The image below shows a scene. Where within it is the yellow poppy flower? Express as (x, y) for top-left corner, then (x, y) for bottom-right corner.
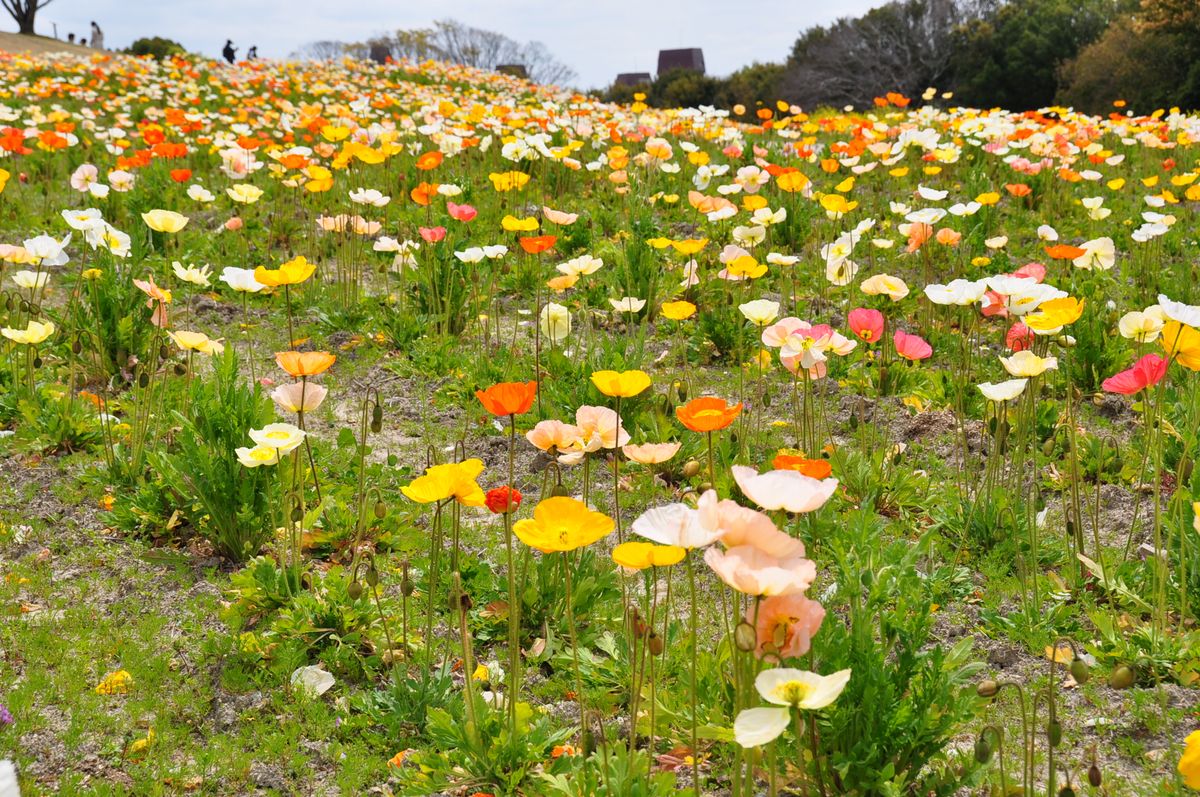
(1163, 322), (1200, 371)
(661, 300), (697, 320)
(612, 541), (686, 569)
(501, 215), (540, 232)
(255, 256), (316, 287)
(513, 497), (614, 553)
(141, 209), (189, 233)
(400, 459), (486, 506)
(590, 369), (651, 398)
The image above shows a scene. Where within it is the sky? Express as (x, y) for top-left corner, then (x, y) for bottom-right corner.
(12, 0), (883, 89)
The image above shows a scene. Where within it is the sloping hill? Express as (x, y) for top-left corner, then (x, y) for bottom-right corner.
(0, 30), (96, 56)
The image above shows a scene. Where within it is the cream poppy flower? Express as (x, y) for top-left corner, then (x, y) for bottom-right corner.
(739, 299), (780, 327)
(172, 261), (212, 287)
(733, 668), (852, 748)
(236, 445), (280, 468)
(219, 267), (265, 293)
(859, 273), (909, 301)
(978, 379), (1028, 402)
(142, 209), (189, 233)
(226, 184), (264, 204)
(1000, 350), (1058, 378)
(1118, 310), (1164, 342)
(1, 319), (55, 345)
(609, 296), (646, 314)
(248, 423), (306, 454)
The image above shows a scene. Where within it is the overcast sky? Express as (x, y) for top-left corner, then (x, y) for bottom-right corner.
(13, 0), (882, 89)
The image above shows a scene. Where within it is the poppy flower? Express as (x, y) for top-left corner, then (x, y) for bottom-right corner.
(513, 497), (614, 553)
(1006, 322), (1032, 352)
(410, 182), (439, 205)
(1102, 354), (1168, 395)
(732, 466), (838, 514)
(1005, 183), (1032, 197)
(447, 202), (477, 222)
(255, 255), (315, 287)
(893, 330), (932, 361)
(475, 381), (537, 416)
(275, 350), (336, 377)
(1044, 244), (1088, 260)
(419, 226), (446, 243)
(772, 453), (832, 480)
(612, 541), (686, 570)
(732, 668), (851, 748)
(415, 151), (444, 170)
(847, 308), (884, 343)
(590, 370), (651, 398)
(676, 397), (743, 433)
(485, 486), (522, 514)
(661, 300), (697, 320)
(1162, 322), (1200, 370)
(402, 459), (486, 506)
(519, 235), (557, 255)
(750, 593), (825, 660)
(170, 168), (192, 183)
(141, 209), (189, 233)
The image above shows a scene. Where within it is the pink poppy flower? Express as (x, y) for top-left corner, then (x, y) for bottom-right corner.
(750, 593), (825, 660)
(271, 382), (328, 414)
(848, 308), (884, 343)
(447, 202), (477, 222)
(419, 226), (446, 243)
(1102, 354), (1168, 395)
(1006, 322), (1032, 352)
(893, 329), (932, 361)
(1011, 262), (1046, 282)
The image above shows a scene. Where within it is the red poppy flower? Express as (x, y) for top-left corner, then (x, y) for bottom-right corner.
(485, 486), (522, 514)
(170, 168), (192, 183)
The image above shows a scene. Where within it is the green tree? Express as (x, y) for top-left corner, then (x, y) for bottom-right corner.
(714, 62), (787, 111)
(950, 0), (1124, 110)
(650, 68), (719, 109)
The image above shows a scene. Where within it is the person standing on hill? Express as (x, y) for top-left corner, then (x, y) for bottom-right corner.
(90, 21), (104, 50)
(222, 40), (237, 64)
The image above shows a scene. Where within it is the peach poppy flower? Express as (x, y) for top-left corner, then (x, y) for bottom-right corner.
(704, 544), (817, 596)
(631, 491), (725, 549)
(276, 351), (336, 377)
(622, 442), (681, 465)
(271, 381), (328, 413)
(542, 206), (578, 225)
(526, 419), (581, 453)
(708, 498), (806, 559)
(676, 397), (743, 433)
(751, 593), (826, 660)
(905, 222), (933, 253)
(573, 405), (629, 451)
(732, 465), (838, 514)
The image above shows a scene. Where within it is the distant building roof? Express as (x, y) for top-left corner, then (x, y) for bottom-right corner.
(614, 72), (652, 87)
(657, 48), (704, 76)
(496, 64), (528, 79)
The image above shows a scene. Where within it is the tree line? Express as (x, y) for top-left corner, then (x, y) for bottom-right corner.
(606, 0), (1200, 115)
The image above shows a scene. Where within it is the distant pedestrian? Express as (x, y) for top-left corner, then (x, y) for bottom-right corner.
(90, 21), (104, 50)
(222, 39), (237, 64)
(67, 33), (75, 43)
(247, 45), (257, 60)
(79, 38), (87, 47)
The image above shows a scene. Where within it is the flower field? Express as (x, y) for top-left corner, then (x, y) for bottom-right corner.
(2, 49), (1200, 796)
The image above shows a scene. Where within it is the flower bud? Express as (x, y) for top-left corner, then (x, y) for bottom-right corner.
(1109, 665), (1135, 689)
(1087, 764), (1102, 787)
(734, 621), (757, 652)
(1047, 720), (1062, 747)
(1069, 658), (1089, 685)
(374, 501), (386, 519)
(647, 632), (665, 656)
(348, 581), (363, 599)
(973, 734), (993, 764)
(365, 566), (379, 587)
(976, 679), (999, 698)
(682, 460), (701, 479)
(371, 403), (383, 433)
(550, 483), (571, 497)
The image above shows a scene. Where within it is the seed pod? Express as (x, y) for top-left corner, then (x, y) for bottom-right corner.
(1047, 720), (1062, 747)
(734, 622), (757, 652)
(1058, 787), (1075, 797)
(347, 581), (363, 600)
(365, 566), (379, 587)
(173, 363), (187, 376)
(974, 734), (993, 764)
(682, 460), (701, 479)
(1069, 658), (1090, 685)
(730, 431), (739, 446)
(400, 577), (414, 597)
(32, 356), (42, 369)
(976, 679), (999, 698)
(290, 505), (303, 523)
(138, 372), (150, 388)
(159, 344), (170, 360)
(1109, 664), (1135, 689)
(647, 632), (665, 656)
(373, 501), (386, 519)
(1087, 765), (1102, 787)
(72, 338), (82, 355)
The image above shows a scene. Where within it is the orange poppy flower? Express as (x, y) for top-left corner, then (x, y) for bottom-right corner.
(772, 453), (833, 479)
(475, 381), (538, 416)
(519, 235), (557, 255)
(415, 151), (444, 170)
(410, 182), (440, 206)
(676, 397), (743, 433)
(1044, 244), (1088, 260)
(276, 350), (336, 377)
(1005, 183), (1032, 198)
